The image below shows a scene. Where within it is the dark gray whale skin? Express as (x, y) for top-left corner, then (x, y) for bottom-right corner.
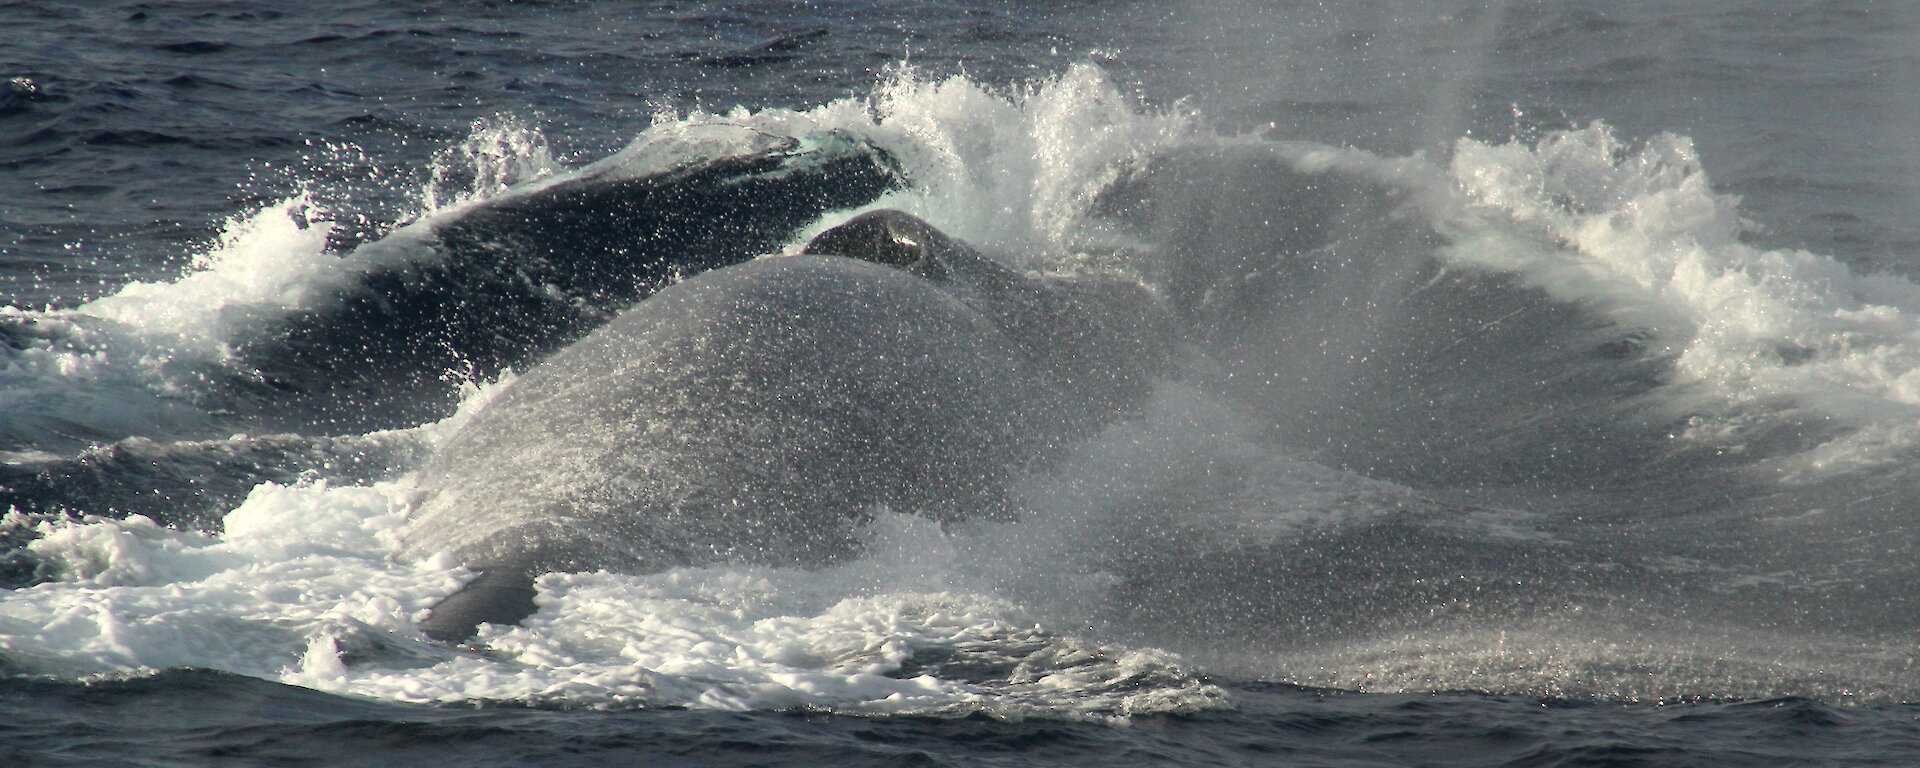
(402, 210), (1170, 641)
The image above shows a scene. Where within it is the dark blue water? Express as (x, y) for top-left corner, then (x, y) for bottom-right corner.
(9, 671), (1918, 767)
(9, 1), (1920, 765)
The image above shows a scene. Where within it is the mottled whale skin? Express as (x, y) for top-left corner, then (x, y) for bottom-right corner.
(402, 210), (1169, 641)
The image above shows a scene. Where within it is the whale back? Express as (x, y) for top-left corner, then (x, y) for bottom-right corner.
(403, 211), (1170, 640)
(405, 257), (1058, 573)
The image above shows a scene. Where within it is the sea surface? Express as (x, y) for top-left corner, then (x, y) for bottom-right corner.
(7, 1), (1920, 765)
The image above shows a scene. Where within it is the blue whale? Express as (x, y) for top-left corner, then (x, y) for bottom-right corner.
(402, 210), (1171, 641)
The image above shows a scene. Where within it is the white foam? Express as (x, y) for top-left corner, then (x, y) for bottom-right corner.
(0, 478), (1224, 718)
(1440, 124), (1920, 473)
(80, 195), (340, 354)
(2, 483), (441, 678)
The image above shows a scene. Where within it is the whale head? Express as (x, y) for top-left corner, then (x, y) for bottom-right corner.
(801, 209), (965, 279)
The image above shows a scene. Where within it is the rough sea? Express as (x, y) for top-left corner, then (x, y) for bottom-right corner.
(7, 1), (1920, 765)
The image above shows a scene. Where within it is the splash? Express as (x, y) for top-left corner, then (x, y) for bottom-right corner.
(418, 116), (557, 215)
(1444, 123), (1920, 474)
(670, 62), (1199, 266)
(0, 118), (559, 452)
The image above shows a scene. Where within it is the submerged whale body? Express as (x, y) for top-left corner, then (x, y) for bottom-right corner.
(403, 210), (1170, 641)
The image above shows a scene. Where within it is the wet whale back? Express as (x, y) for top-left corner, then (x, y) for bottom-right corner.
(405, 256), (1059, 576)
(403, 210), (1170, 641)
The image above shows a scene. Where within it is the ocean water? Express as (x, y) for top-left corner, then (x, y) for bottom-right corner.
(7, 1), (1920, 765)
